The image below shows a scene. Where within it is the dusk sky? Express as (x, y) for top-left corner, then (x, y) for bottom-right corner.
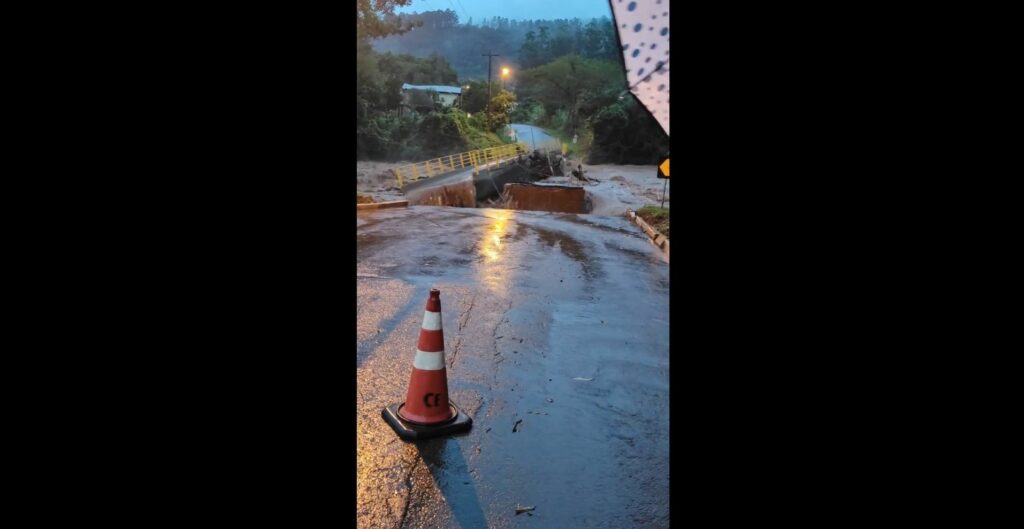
(394, 0), (613, 22)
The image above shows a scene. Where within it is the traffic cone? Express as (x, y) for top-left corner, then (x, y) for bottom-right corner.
(382, 288), (472, 441)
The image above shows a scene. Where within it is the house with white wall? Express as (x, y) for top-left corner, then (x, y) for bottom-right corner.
(401, 84), (462, 109)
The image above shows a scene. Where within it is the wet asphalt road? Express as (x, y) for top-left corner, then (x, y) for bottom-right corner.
(509, 124), (560, 152)
(357, 206), (670, 528)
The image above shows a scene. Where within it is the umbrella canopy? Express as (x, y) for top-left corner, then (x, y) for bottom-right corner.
(609, 0), (670, 137)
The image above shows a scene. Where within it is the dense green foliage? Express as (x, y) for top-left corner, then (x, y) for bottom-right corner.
(588, 97), (670, 164)
(357, 15), (508, 160)
(459, 80), (492, 114)
(515, 54), (668, 164)
(357, 7), (669, 165)
(373, 12), (619, 80)
(516, 55), (622, 135)
(637, 206), (670, 237)
(356, 0), (420, 41)
(357, 106), (505, 161)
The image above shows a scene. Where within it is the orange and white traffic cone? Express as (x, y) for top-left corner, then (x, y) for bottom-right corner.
(382, 288), (472, 440)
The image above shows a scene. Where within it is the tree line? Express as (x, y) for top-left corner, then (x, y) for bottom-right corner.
(356, 2), (668, 164)
(373, 11), (619, 79)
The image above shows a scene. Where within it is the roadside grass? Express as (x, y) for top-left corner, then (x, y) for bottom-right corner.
(637, 205), (669, 238)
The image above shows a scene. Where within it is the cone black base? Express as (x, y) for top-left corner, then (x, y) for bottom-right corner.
(382, 403), (473, 441)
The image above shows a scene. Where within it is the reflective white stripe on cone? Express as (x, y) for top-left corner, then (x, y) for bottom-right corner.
(413, 349), (446, 371)
(421, 311), (442, 331)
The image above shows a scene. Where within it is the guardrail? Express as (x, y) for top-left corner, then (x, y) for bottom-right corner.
(392, 142), (530, 188)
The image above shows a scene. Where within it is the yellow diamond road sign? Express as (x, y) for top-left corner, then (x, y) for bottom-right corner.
(658, 158), (670, 179)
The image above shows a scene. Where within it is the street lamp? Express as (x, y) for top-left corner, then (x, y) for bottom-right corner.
(499, 68), (513, 139)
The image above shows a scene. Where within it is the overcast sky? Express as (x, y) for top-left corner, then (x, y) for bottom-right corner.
(395, 0), (613, 22)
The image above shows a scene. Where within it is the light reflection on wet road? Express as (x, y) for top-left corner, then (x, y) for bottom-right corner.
(357, 206), (669, 528)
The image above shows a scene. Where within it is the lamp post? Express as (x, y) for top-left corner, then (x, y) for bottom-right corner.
(483, 52), (499, 130)
(500, 68), (513, 139)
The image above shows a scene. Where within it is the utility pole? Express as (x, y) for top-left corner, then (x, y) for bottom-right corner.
(482, 51), (499, 128)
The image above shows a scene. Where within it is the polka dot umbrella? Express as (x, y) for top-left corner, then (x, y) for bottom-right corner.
(610, 0), (670, 137)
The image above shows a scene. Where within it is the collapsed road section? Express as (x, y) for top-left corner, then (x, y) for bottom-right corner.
(503, 183), (588, 214)
(399, 149), (586, 213)
(473, 151), (566, 202)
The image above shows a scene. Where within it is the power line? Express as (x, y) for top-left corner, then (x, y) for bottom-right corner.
(444, 0), (469, 21)
(452, 0), (471, 20)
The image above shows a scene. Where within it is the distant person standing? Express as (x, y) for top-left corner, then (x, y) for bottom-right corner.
(572, 163), (585, 183)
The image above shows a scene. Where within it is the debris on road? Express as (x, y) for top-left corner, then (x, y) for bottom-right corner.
(513, 419), (523, 432)
(573, 377), (594, 381)
(516, 504), (536, 515)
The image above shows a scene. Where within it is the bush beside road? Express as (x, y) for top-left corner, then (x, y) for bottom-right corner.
(637, 206), (670, 238)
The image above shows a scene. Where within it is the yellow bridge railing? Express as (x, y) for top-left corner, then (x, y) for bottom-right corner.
(393, 142), (530, 188)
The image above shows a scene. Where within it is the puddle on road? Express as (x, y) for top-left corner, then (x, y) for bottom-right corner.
(511, 223), (600, 281)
